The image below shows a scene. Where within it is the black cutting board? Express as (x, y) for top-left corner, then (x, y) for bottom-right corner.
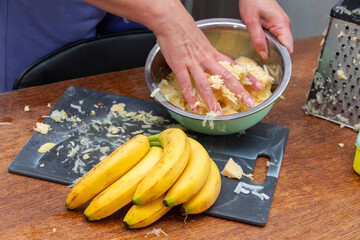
(8, 86), (288, 226)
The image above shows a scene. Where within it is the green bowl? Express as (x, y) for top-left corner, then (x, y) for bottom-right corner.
(145, 18), (291, 135)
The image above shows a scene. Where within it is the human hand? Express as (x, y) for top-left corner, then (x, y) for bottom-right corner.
(152, 2), (262, 114)
(239, 0), (293, 59)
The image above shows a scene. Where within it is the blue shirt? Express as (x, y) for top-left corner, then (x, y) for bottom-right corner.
(0, 0), (147, 93)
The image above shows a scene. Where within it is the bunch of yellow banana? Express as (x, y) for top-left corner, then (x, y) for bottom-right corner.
(65, 128), (222, 229)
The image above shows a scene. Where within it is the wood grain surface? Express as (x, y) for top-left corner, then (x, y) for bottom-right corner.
(1, 36), (359, 240)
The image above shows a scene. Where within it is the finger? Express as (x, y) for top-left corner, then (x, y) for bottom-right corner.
(244, 20), (268, 60)
(264, 15), (294, 54)
(188, 64), (222, 115)
(277, 29), (294, 54)
(246, 72), (263, 90)
(173, 69), (199, 112)
(204, 61), (254, 108)
(214, 52), (263, 91)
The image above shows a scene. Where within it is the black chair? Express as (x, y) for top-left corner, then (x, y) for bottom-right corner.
(13, 30), (157, 90)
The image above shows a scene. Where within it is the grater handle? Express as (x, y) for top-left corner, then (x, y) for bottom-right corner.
(331, 0), (360, 24)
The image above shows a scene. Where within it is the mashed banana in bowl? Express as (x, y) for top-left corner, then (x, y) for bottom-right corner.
(158, 56), (275, 115)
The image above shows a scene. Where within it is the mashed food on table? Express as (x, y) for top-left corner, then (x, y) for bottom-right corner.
(158, 56), (275, 115)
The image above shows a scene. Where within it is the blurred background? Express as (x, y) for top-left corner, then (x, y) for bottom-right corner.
(183, 0), (340, 39)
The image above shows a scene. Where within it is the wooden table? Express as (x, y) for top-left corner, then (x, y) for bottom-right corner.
(1, 36), (359, 239)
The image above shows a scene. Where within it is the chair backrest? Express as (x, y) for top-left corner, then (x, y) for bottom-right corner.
(13, 30), (157, 90)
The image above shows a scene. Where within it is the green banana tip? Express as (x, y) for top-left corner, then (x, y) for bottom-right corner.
(147, 133), (161, 142)
(132, 197), (142, 206)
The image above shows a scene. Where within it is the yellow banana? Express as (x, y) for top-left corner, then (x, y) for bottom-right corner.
(66, 134), (149, 210)
(84, 147), (163, 221)
(163, 138), (211, 207)
(123, 193), (172, 229)
(132, 128), (191, 205)
(181, 158), (221, 215)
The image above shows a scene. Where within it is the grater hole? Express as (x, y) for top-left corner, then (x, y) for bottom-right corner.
(343, 83), (347, 88)
(336, 52), (340, 57)
(354, 28), (358, 35)
(347, 65), (350, 70)
(350, 112), (353, 117)
(345, 26), (350, 34)
(348, 36), (352, 41)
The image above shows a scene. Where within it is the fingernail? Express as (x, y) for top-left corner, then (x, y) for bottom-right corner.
(255, 81), (263, 90)
(215, 110), (222, 115)
(246, 97), (254, 107)
(260, 51), (268, 60)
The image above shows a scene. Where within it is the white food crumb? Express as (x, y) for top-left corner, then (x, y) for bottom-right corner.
(108, 126), (119, 135)
(337, 69), (347, 80)
(202, 111), (218, 129)
(38, 143), (56, 153)
(150, 87), (161, 98)
(70, 104), (84, 114)
(336, 114), (349, 124)
(39, 163), (45, 168)
(145, 228), (168, 237)
(24, 105), (30, 112)
(47, 103), (52, 108)
(354, 123), (360, 132)
(338, 143), (344, 148)
(50, 110), (68, 122)
(90, 110), (96, 115)
(82, 154), (90, 160)
(34, 122), (52, 134)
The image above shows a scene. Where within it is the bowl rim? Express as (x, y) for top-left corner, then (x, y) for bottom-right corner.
(145, 18), (292, 121)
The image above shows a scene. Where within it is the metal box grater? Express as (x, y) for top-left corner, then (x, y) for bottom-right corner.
(304, 0), (360, 130)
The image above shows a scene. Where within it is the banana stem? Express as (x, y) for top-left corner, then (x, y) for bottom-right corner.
(149, 141), (162, 148)
(147, 133), (160, 142)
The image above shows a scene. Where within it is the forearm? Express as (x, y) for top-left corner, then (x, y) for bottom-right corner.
(82, 0), (194, 37)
